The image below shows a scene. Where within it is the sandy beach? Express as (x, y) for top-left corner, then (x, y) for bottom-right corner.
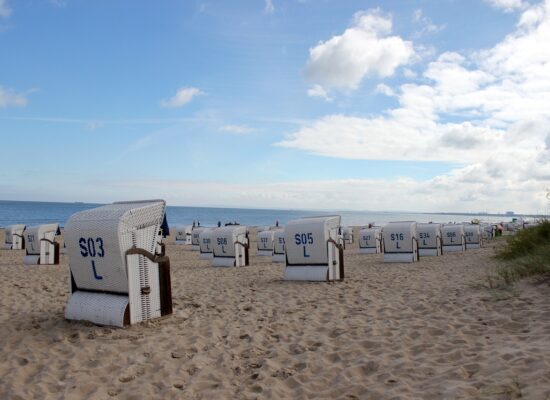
(1, 228), (549, 399)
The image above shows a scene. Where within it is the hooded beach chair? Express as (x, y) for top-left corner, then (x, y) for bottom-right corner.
(175, 226), (190, 244)
(191, 227), (203, 251)
(464, 224), (483, 249)
(64, 200), (173, 327)
(211, 225), (249, 267)
(358, 227), (382, 254)
(272, 228), (285, 263)
(257, 229), (275, 256)
(441, 224), (466, 253)
(417, 223), (442, 256)
(23, 223), (61, 265)
(382, 222), (419, 263)
(3, 224), (26, 250)
(342, 227), (354, 246)
(283, 216), (344, 281)
(199, 227), (214, 260)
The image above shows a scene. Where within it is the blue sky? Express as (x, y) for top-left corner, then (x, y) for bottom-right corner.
(1, 0), (549, 213)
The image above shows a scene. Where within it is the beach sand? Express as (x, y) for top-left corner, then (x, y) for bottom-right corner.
(1, 228), (549, 399)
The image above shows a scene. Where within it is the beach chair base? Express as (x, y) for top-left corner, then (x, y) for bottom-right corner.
(191, 245), (200, 251)
(466, 243), (481, 249)
(359, 247), (378, 254)
(3, 244), (13, 250)
(256, 249), (272, 256)
(419, 248), (441, 257)
(272, 253), (285, 263)
(175, 240), (186, 244)
(65, 291), (130, 328)
(199, 252), (213, 260)
(23, 255), (41, 265)
(284, 266), (330, 281)
(443, 245), (465, 253)
(212, 257), (239, 267)
(384, 253), (418, 263)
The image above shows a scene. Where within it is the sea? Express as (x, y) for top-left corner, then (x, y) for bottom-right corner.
(0, 200), (530, 229)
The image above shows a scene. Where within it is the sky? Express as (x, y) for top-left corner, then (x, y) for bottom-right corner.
(0, 0), (549, 214)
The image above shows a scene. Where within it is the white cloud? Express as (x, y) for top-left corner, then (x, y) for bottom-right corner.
(264, 0), (274, 14)
(485, 0), (527, 12)
(0, 86), (27, 107)
(412, 9), (445, 36)
(219, 124), (255, 135)
(304, 9), (415, 91)
(0, 0), (11, 18)
(160, 87), (203, 108)
(307, 84), (333, 101)
(98, 177), (546, 214)
(278, 1), (550, 213)
(375, 83), (395, 97)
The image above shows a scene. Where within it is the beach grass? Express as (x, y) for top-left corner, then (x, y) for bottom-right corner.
(495, 220), (550, 284)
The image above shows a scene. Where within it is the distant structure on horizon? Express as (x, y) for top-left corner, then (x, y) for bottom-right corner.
(505, 211), (515, 216)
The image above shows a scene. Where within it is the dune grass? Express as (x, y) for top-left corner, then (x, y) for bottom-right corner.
(496, 220), (550, 284)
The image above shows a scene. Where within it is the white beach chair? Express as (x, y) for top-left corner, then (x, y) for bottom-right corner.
(211, 225), (249, 267)
(464, 224), (483, 249)
(417, 223), (442, 256)
(3, 224), (26, 250)
(23, 223), (61, 265)
(382, 222), (419, 263)
(64, 200), (172, 327)
(272, 228), (285, 263)
(191, 227), (203, 251)
(284, 216), (344, 281)
(481, 223), (495, 240)
(342, 227), (354, 246)
(257, 229), (275, 256)
(358, 227), (382, 254)
(199, 227), (214, 260)
(174, 225), (190, 244)
(441, 224), (466, 253)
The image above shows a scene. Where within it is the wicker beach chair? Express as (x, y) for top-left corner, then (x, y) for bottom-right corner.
(441, 224), (466, 253)
(257, 229), (275, 256)
(211, 225), (249, 267)
(358, 227), (382, 254)
(64, 200), (172, 327)
(23, 223), (61, 265)
(3, 224), (26, 250)
(417, 223), (442, 256)
(382, 222), (419, 263)
(199, 227), (214, 260)
(283, 216), (344, 281)
(272, 229), (285, 263)
(464, 224), (483, 249)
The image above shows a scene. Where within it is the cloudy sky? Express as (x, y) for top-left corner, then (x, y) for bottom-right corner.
(1, 0), (549, 213)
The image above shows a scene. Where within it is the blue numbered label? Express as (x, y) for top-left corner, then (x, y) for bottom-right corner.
(390, 233), (405, 241)
(79, 237), (104, 280)
(295, 233), (313, 257)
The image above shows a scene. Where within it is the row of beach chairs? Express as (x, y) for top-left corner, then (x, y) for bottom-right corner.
(2, 200), (538, 329)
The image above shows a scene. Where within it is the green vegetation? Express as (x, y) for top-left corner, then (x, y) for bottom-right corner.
(496, 220), (550, 284)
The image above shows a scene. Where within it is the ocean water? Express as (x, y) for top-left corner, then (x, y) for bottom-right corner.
(0, 200), (523, 229)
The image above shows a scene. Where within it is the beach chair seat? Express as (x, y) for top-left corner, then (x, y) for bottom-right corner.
(211, 225), (249, 267)
(358, 227), (382, 254)
(3, 224), (26, 250)
(257, 229), (275, 256)
(199, 227), (214, 260)
(64, 200), (172, 327)
(284, 216), (344, 281)
(23, 223), (61, 265)
(441, 224), (466, 253)
(382, 222), (419, 263)
(417, 223), (442, 256)
(272, 229), (285, 263)
(464, 224), (483, 249)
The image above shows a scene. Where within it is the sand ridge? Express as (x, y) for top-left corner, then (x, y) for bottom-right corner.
(1, 228), (549, 399)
